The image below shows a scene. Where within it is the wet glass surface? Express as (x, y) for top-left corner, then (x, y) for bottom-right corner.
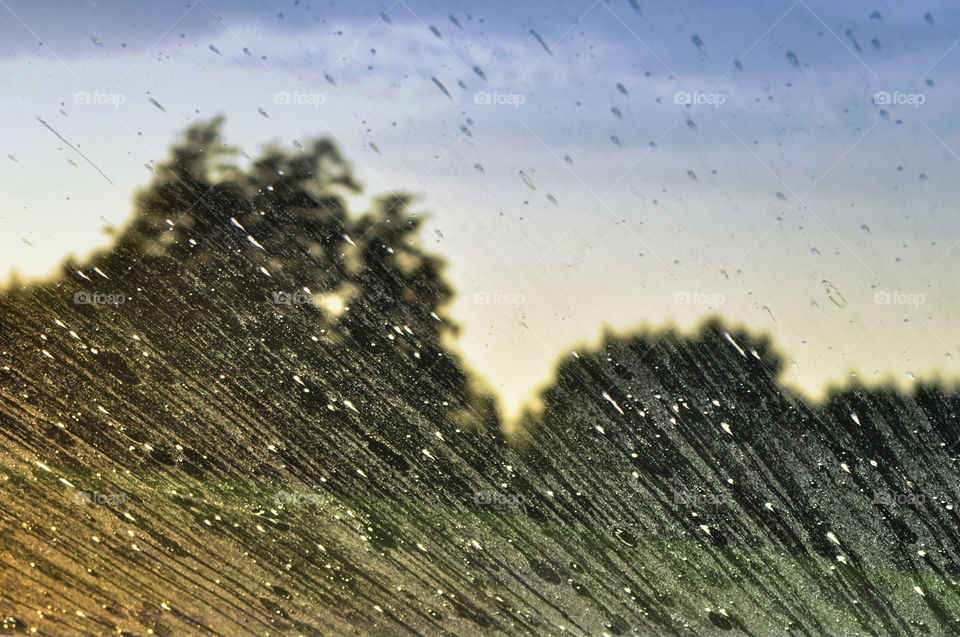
(2, 1), (960, 634)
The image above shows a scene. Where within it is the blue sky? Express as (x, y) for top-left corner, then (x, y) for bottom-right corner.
(2, 0), (960, 417)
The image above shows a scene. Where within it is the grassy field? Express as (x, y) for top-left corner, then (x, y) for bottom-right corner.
(3, 457), (959, 635)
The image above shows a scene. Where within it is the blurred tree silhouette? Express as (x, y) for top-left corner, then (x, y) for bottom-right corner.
(61, 117), (499, 438)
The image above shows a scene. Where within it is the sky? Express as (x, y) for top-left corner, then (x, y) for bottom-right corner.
(2, 0), (960, 419)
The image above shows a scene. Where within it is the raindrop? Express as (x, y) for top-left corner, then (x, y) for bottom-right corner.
(616, 83), (628, 95)
(258, 107), (270, 119)
(530, 30), (551, 55)
(845, 30), (861, 51)
(90, 35), (103, 47)
(449, 14), (462, 29)
(546, 194), (557, 205)
(381, 12), (392, 24)
(611, 135), (622, 146)
(430, 25), (442, 39)
(734, 59), (744, 71)
(369, 143), (380, 154)
(925, 13), (935, 25)
(786, 51), (800, 67)
(687, 170), (697, 181)
(474, 163), (484, 173)
(431, 77), (452, 99)
(776, 192), (786, 201)
(691, 34), (705, 51)
(686, 119), (698, 131)
(872, 38), (882, 50)
(148, 96), (166, 112)
(209, 44), (222, 55)
(822, 280), (847, 308)
(473, 66), (486, 80)
(919, 174), (928, 183)
(861, 224), (871, 234)
(869, 10), (882, 21)
(611, 107), (623, 118)
(8, 154), (18, 163)
(324, 72), (336, 85)
(519, 170), (535, 189)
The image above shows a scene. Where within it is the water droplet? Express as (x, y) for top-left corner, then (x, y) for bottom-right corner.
(530, 30), (551, 55)
(519, 170), (535, 189)
(431, 77), (452, 99)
